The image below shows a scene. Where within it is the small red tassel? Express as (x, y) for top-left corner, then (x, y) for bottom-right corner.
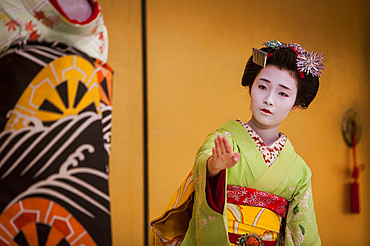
(351, 180), (360, 213)
(351, 126), (360, 213)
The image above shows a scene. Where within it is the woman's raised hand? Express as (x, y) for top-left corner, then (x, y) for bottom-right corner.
(207, 134), (241, 177)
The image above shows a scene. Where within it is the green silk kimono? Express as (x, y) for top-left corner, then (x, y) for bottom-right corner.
(150, 120), (321, 246)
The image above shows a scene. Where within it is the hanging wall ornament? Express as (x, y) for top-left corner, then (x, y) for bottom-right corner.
(341, 108), (365, 213)
(341, 108), (361, 147)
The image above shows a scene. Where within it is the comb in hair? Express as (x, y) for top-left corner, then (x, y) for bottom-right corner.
(252, 48), (268, 67)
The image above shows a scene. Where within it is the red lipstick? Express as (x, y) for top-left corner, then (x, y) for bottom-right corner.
(261, 108), (272, 114)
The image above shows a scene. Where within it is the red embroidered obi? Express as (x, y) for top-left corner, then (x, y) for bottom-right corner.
(227, 185), (288, 218)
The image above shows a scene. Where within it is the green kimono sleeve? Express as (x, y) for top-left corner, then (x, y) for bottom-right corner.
(181, 130), (233, 245)
(284, 174), (321, 246)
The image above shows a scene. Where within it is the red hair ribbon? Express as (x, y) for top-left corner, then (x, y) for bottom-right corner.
(289, 47), (305, 78)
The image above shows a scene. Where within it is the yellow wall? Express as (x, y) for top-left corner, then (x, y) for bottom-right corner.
(101, 0), (370, 245)
(100, 0), (144, 244)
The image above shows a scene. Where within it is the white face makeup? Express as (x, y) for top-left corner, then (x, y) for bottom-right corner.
(249, 65), (298, 130)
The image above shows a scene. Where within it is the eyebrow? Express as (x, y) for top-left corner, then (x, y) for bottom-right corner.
(259, 78), (292, 90)
(279, 84), (291, 90)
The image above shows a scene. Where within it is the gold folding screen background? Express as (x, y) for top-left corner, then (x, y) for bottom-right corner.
(100, 0), (144, 244)
(101, 0), (370, 245)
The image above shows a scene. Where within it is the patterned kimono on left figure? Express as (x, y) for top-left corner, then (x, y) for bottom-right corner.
(0, 1), (113, 245)
(150, 120), (321, 246)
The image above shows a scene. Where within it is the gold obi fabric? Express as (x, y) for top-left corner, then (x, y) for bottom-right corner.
(227, 203), (281, 244)
(226, 185), (288, 245)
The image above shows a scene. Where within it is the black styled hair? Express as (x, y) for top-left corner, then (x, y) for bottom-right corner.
(241, 47), (319, 109)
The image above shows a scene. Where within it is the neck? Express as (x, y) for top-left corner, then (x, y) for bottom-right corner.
(247, 118), (280, 147)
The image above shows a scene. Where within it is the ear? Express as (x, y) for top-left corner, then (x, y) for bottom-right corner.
(291, 105), (298, 111)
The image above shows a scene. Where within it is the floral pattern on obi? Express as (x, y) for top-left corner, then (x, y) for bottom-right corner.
(227, 185), (288, 218)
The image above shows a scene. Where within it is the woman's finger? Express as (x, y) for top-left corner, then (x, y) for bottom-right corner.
(212, 147), (217, 159)
(233, 152), (241, 162)
(223, 136), (233, 153)
(214, 137), (222, 157)
(219, 136), (227, 154)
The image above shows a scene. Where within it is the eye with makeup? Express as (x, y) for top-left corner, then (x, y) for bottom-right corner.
(258, 84), (267, 90)
(279, 91), (289, 97)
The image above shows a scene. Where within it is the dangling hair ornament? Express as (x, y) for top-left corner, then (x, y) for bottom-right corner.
(253, 40), (325, 78)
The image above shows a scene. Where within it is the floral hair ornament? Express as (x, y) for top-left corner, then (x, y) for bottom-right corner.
(252, 40), (325, 78)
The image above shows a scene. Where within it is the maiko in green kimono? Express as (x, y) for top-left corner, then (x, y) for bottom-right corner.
(150, 40), (324, 246)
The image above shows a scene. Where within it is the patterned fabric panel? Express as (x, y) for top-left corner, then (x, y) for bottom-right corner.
(0, 0), (108, 62)
(227, 203), (280, 242)
(149, 170), (194, 246)
(0, 42), (113, 246)
(227, 185), (288, 218)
